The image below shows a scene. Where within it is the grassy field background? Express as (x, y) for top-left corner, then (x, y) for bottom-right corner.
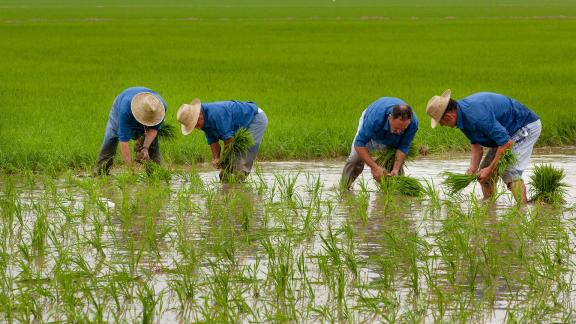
(1, 0), (575, 172)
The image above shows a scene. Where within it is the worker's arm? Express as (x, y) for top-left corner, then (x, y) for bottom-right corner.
(389, 149), (406, 176)
(210, 142), (221, 169)
(467, 144), (484, 175)
(478, 139), (513, 182)
(138, 128), (158, 161)
(355, 146), (385, 182)
(119, 141), (132, 166)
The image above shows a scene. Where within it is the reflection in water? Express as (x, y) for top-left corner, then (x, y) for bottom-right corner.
(0, 154), (575, 322)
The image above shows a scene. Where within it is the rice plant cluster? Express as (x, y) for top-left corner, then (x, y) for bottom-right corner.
(374, 146), (417, 172)
(375, 147), (422, 196)
(218, 128), (255, 180)
(380, 175), (423, 197)
(442, 149), (517, 194)
(0, 169), (573, 322)
(528, 164), (569, 204)
(1, 0), (576, 172)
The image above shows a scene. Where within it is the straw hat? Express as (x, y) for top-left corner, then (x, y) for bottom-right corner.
(131, 92), (165, 126)
(426, 89), (451, 128)
(177, 99), (202, 135)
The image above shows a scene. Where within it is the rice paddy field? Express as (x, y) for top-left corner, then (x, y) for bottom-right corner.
(0, 154), (575, 322)
(2, 1), (576, 323)
(1, 0), (576, 171)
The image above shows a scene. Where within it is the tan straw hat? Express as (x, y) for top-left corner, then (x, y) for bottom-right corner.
(426, 89), (452, 128)
(131, 92), (165, 126)
(176, 99), (202, 135)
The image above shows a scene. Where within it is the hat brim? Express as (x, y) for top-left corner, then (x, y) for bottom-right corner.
(178, 99), (201, 135)
(429, 89), (452, 129)
(131, 92), (166, 127)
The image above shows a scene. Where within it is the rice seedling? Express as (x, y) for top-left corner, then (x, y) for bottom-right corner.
(379, 175), (423, 197)
(442, 149), (517, 194)
(374, 146), (418, 172)
(143, 161), (172, 182)
(157, 122), (177, 141)
(442, 172), (478, 195)
(219, 128), (255, 182)
(528, 164), (569, 204)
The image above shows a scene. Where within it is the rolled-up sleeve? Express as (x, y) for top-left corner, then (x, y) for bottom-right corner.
(205, 132), (217, 145)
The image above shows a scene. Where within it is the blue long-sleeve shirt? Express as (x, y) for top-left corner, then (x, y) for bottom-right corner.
(456, 92), (539, 147)
(201, 100), (259, 144)
(353, 97), (418, 155)
(108, 87), (167, 142)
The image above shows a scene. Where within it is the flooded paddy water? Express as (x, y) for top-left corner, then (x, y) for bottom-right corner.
(1, 153), (575, 322)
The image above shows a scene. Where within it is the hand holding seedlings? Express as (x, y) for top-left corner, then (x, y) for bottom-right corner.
(477, 167), (493, 183)
(371, 165), (385, 183)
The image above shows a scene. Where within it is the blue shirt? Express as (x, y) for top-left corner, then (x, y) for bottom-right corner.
(201, 100), (259, 144)
(109, 87), (167, 142)
(353, 97), (418, 155)
(456, 92), (539, 147)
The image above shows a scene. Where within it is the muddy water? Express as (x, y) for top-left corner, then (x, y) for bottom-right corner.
(2, 153), (575, 322)
(191, 154), (576, 322)
(197, 154), (576, 200)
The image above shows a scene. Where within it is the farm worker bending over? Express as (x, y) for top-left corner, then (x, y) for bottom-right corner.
(176, 99), (268, 181)
(96, 87), (167, 175)
(340, 98), (418, 189)
(426, 90), (541, 204)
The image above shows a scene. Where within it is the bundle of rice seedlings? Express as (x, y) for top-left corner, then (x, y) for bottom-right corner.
(157, 122), (177, 141)
(528, 164), (569, 204)
(219, 128), (255, 180)
(379, 175), (423, 197)
(442, 149), (517, 195)
(374, 145), (417, 172)
(442, 172), (477, 195)
(494, 148), (518, 176)
(143, 161), (171, 182)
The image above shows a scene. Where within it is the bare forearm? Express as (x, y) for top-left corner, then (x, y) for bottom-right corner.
(354, 146), (378, 169)
(143, 129), (158, 149)
(119, 141), (132, 165)
(392, 150), (406, 173)
(486, 140), (513, 171)
(469, 144), (483, 171)
(210, 142), (221, 159)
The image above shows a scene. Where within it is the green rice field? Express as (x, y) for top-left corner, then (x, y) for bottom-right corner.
(1, 0), (576, 171)
(1, 2), (576, 322)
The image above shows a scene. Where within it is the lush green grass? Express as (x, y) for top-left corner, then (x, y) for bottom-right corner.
(1, 0), (576, 171)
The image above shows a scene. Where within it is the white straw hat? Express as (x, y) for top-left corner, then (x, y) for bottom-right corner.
(131, 92), (165, 126)
(176, 99), (202, 135)
(426, 89), (451, 128)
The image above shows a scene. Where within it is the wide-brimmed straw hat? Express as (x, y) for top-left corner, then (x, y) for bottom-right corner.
(426, 89), (451, 129)
(177, 99), (202, 135)
(131, 92), (165, 126)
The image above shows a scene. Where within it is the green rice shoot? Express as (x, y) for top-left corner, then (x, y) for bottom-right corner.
(219, 128), (255, 177)
(379, 175), (423, 197)
(495, 148), (518, 176)
(442, 148), (517, 194)
(143, 161), (172, 182)
(157, 122), (177, 141)
(374, 146), (417, 172)
(528, 164), (569, 204)
(442, 172), (478, 195)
